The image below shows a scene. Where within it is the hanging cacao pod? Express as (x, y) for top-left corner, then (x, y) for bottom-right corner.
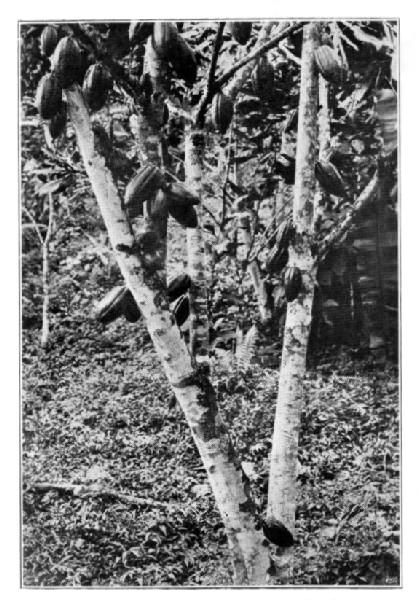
(35, 73), (63, 120)
(40, 25), (59, 57)
(169, 34), (197, 85)
(251, 55), (275, 101)
(314, 45), (344, 85)
(51, 36), (82, 88)
(49, 103), (67, 138)
(262, 515), (294, 548)
(122, 290), (141, 323)
(284, 266), (302, 303)
(168, 199), (198, 228)
(129, 21), (154, 44)
(315, 160), (346, 197)
(228, 22), (252, 45)
(212, 92), (234, 134)
(94, 286), (126, 325)
(173, 295), (190, 327)
(124, 165), (165, 219)
(274, 153), (295, 185)
(82, 62), (113, 112)
(276, 218), (296, 254)
(165, 181), (200, 206)
(146, 189), (168, 220)
(167, 273), (191, 303)
(152, 22), (179, 59)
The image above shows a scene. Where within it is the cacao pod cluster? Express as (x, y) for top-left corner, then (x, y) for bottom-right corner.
(251, 56), (275, 102)
(315, 160), (346, 197)
(274, 153), (296, 185)
(152, 22), (197, 85)
(211, 92), (234, 134)
(228, 22), (252, 45)
(82, 62), (113, 112)
(94, 286), (141, 325)
(314, 45), (346, 85)
(284, 266), (302, 303)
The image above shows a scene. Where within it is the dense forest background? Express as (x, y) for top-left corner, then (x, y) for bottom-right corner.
(20, 19), (399, 586)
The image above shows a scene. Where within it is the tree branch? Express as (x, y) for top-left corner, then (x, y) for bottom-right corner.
(316, 170), (380, 260)
(195, 22), (226, 128)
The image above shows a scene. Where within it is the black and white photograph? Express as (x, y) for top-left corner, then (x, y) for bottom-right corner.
(19, 16), (400, 588)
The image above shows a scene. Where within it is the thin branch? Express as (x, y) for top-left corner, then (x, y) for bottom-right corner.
(195, 22), (226, 128)
(22, 206), (44, 245)
(316, 170), (380, 260)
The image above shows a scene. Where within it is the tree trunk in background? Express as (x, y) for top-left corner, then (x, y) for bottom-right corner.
(185, 127), (210, 362)
(267, 22), (320, 582)
(40, 191), (54, 349)
(66, 85), (270, 585)
(313, 74), (330, 232)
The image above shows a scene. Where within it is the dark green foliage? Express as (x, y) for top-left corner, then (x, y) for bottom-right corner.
(167, 198), (198, 228)
(274, 154), (296, 184)
(49, 103), (67, 138)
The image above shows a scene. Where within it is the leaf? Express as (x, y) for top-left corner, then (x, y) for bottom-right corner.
(37, 179), (65, 196)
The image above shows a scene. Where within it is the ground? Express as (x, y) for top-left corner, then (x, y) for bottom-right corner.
(22, 316), (399, 587)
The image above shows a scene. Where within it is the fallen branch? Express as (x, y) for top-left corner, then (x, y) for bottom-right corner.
(27, 481), (176, 509)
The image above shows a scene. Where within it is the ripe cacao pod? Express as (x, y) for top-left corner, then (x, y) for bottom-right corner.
(212, 92), (234, 134)
(228, 22), (252, 45)
(122, 290), (141, 323)
(173, 295), (190, 327)
(129, 21), (154, 44)
(124, 165), (165, 219)
(275, 154), (295, 185)
(314, 45), (344, 85)
(284, 266), (302, 303)
(146, 189), (168, 220)
(94, 286), (126, 324)
(51, 36), (82, 88)
(315, 160), (346, 197)
(49, 103), (67, 138)
(40, 25), (59, 57)
(165, 181), (200, 206)
(262, 515), (294, 547)
(35, 73), (63, 120)
(82, 63), (113, 112)
(167, 273), (191, 303)
(251, 56), (275, 101)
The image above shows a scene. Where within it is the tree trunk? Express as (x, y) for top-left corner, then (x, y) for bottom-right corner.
(267, 22), (320, 581)
(314, 74), (330, 232)
(185, 126), (210, 362)
(40, 191), (54, 349)
(66, 85), (269, 585)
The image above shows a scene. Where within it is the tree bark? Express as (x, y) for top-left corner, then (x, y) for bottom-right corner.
(65, 85), (269, 585)
(267, 22), (320, 581)
(185, 127), (210, 362)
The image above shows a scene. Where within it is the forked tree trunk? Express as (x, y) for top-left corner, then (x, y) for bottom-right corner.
(66, 85), (269, 585)
(185, 127), (210, 362)
(267, 22), (320, 581)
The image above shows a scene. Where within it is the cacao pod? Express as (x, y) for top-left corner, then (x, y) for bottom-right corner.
(167, 273), (191, 303)
(212, 92), (234, 134)
(262, 515), (294, 548)
(40, 25), (59, 57)
(51, 36), (82, 88)
(152, 22), (178, 59)
(266, 247), (288, 274)
(146, 189), (168, 219)
(124, 165), (165, 219)
(315, 160), (346, 197)
(276, 218), (296, 254)
(169, 34), (197, 85)
(165, 181), (200, 206)
(49, 103), (67, 138)
(173, 295), (190, 327)
(129, 21), (154, 44)
(35, 73), (63, 120)
(94, 285), (126, 324)
(251, 56), (275, 101)
(168, 199), (198, 228)
(122, 290), (141, 323)
(228, 22), (252, 45)
(314, 45), (344, 85)
(82, 63), (113, 112)
(284, 266), (302, 303)
(274, 153), (295, 185)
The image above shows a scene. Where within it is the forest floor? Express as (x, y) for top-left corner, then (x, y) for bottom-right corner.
(22, 316), (400, 587)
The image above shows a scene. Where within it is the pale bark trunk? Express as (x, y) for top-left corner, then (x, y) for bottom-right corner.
(313, 74), (330, 232)
(267, 22), (320, 581)
(66, 85), (269, 585)
(40, 191), (54, 349)
(185, 127), (210, 362)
